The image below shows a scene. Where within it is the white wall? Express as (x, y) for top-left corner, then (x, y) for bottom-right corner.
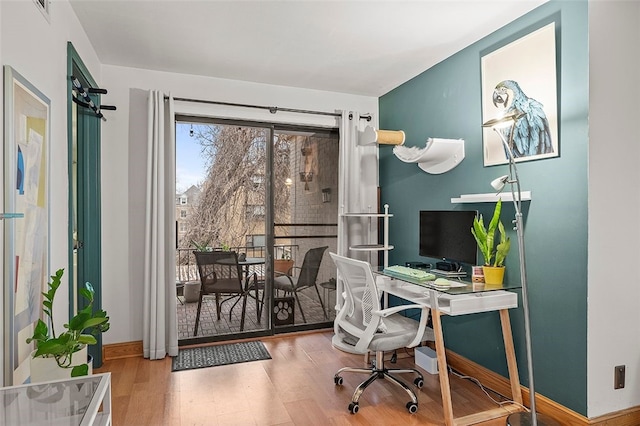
(588, 1), (640, 418)
(0, 0), (101, 384)
(99, 64), (378, 345)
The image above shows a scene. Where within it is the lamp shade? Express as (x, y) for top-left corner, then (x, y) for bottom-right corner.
(491, 175), (509, 191)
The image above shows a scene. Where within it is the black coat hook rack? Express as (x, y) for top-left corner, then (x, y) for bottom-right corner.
(70, 76), (116, 121)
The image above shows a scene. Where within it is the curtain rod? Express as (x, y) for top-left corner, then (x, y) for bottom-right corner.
(167, 95), (371, 121)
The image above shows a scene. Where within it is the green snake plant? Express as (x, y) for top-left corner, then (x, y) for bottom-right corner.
(471, 199), (511, 267)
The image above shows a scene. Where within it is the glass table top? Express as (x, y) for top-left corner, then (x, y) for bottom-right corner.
(0, 373), (110, 425)
(375, 267), (522, 295)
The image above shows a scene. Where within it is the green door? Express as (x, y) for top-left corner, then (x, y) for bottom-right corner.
(67, 43), (104, 367)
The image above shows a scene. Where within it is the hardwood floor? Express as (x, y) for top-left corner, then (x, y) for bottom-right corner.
(95, 330), (516, 425)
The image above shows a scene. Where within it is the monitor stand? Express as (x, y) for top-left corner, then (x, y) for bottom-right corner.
(432, 261), (466, 277)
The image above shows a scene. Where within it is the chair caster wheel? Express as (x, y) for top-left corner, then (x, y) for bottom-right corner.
(334, 375), (343, 386)
(406, 401), (418, 414)
(414, 377), (424, 388)
(348, 402), (359, 414)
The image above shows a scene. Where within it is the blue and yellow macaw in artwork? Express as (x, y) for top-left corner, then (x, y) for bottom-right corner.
(492, 80), (553, 158)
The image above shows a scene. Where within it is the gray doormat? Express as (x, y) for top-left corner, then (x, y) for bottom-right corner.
(172, 341), (271, 372)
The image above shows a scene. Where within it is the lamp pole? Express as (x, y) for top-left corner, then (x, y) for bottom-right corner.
(483, 114), (558, 426)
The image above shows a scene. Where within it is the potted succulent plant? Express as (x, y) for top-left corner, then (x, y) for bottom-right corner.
(26, 269), (110, 381)
(471, 199), (511, 285)
(191, 239), (212, 252)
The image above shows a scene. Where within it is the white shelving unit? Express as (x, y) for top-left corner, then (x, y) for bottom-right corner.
(341, 204), (393, 268)
(451, 191), (531, 204)
(334, 205), (395, 354)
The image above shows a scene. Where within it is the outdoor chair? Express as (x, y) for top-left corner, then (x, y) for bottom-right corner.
(273, 246), (328, 323)
(193, 250), (258, 335)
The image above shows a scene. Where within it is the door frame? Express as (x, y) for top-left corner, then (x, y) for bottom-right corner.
(66, 42), (104, 366)
(174, 117), (335, 345)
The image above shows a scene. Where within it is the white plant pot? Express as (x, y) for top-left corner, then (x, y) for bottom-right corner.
(29, 345), (93, 383)
(183, 281), (201, 303)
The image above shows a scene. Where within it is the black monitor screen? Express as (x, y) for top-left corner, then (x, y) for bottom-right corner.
(419, 210), (478, 265)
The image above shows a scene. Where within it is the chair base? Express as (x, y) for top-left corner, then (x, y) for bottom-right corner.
(334, 351), (423, 414)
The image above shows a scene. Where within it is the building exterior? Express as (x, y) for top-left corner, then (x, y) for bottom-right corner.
(175, 185), (201, 243)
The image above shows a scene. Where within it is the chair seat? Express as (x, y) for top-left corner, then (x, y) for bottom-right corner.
(202, 281), (244, 294)
(273, 275), (294, 290)
(369, 316), (434, 352)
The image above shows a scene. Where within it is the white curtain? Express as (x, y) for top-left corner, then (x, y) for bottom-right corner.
(143, 90), (179, 360)
(335, 111), (378, 316)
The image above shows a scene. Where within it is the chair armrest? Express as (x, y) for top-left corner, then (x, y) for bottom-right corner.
(288, 266), (301, 276)
(373, 304), (424, 318)
(372, 305), (431, 349)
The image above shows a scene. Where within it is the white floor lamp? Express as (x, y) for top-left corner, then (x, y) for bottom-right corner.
(482, 112), (558, 426)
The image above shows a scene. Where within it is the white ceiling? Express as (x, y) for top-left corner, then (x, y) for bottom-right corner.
(69, 1), (548, 97)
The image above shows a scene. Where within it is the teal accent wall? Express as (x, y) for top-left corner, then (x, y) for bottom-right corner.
(379, 1), (588, 415)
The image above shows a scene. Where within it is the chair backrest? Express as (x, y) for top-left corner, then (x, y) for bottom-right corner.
(194, 250), (244, 293)
(329, 253), (382, 351)
(294, 246), (328, 289)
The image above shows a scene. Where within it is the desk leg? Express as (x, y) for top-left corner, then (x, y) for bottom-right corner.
(500, 309), (523, 405)
(432, 308), (454, 426)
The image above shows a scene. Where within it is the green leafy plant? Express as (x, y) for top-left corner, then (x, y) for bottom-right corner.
(191, 239), (212, 252)
(471, 199), (511, 267)
(26, 269), (110, 377)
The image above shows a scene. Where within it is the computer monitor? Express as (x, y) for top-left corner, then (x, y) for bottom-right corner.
(419, 210), (478, 267)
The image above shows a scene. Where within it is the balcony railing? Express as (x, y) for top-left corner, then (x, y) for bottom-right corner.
(175, 244), (298, 283)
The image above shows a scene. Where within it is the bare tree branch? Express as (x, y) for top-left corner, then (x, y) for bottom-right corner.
(180, 124), (293, 251)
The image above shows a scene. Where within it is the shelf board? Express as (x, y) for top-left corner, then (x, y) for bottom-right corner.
(451, 191), (531, 204)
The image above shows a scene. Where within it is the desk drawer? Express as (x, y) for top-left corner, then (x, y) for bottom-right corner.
(436, 290), (517, 315)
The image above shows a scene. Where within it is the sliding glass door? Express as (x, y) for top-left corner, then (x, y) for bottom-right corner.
(175, 117), (337, 344)
(272, 128), (339, 331)
(175, 119), (270, 343)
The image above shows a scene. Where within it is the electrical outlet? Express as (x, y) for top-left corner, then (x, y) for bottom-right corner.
(614, 365), (625, 389)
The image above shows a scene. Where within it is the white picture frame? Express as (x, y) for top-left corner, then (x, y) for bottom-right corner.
(3, 66), (51, 385)
(481, 22), (558, 166)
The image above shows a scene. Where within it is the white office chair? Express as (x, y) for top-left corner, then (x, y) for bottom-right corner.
(329, 253), (433, 414)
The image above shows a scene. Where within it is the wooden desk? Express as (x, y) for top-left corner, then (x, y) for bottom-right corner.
(376, 275), (523, 426)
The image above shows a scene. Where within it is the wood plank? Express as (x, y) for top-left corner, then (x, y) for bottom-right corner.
(499, 309), (523, 404)
(432, 305), (455, 426)
(103, 341), (143, 360)
(97, 330), (513, 425)
(96, 330), (640, 426)
(454, 404), (522, 425)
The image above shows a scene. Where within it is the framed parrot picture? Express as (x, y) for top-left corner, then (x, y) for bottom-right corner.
(481, 22), (558, 166)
